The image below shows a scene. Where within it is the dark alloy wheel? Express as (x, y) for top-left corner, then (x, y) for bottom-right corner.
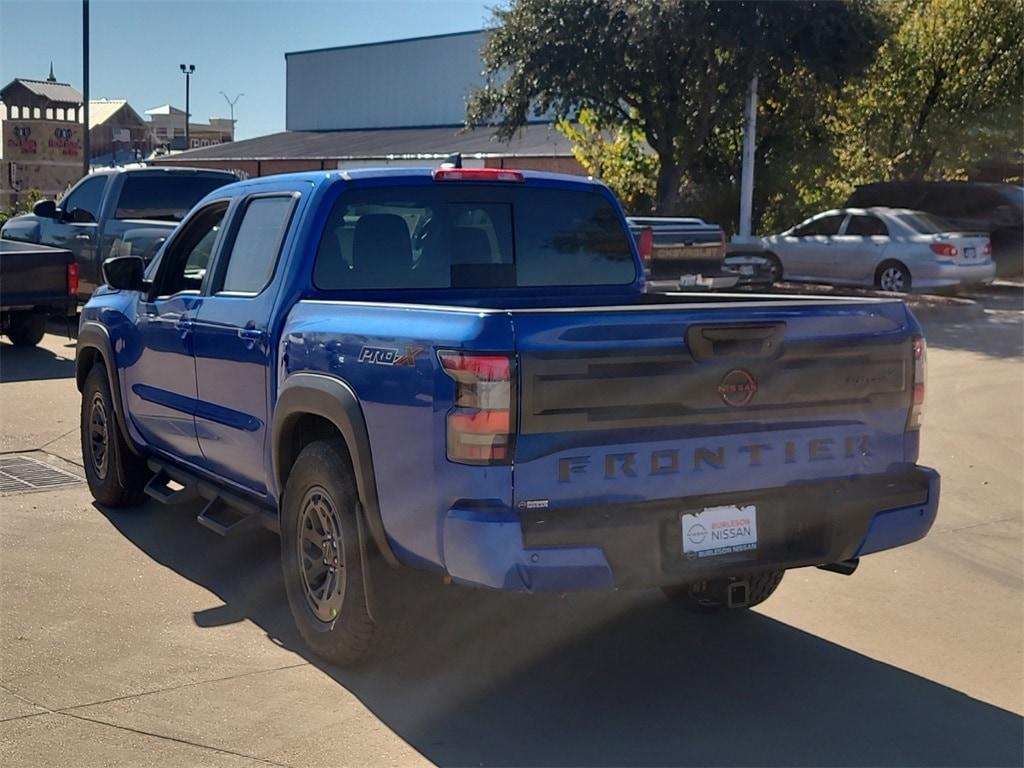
(87, 391), (110, 481)
(80, 365), (148, 507)
(281, 438), (377, 665)
(297, 485), (348, 624)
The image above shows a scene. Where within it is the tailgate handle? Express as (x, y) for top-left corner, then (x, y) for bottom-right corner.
(687, 323), (785, 361)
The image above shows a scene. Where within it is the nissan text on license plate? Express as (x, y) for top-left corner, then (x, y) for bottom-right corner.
(682, 504), (758, 558)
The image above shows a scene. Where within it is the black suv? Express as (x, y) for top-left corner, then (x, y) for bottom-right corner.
(846, 181), (1023, 276)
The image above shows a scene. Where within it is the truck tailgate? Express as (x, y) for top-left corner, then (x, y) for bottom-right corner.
(511, 297), (917, 510)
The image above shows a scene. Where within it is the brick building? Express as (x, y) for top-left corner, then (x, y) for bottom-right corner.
(88, 99), (152, 165)
(0, 69), (85, 206)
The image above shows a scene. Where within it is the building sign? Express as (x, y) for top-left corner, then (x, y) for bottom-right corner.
(3, 120), (83, 162)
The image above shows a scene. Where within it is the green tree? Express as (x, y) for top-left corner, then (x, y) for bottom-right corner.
(0, 188), (44, 229)
(468, 0), (883, 214)
(557, 110), (659, 212)
(834, 0), (1024, 184)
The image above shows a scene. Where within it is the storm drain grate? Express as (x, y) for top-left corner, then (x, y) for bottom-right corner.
(0, 455), (83, 493)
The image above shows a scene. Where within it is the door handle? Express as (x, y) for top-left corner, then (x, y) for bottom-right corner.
(74, 234), (92, 241)
(175, 316), (193, 338)
(237, 327), (265, 349)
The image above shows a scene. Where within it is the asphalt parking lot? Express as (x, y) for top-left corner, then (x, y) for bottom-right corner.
(1, 289), (1022, 767)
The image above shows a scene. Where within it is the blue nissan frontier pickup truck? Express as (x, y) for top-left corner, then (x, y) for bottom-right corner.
(77, 166), (939, 664)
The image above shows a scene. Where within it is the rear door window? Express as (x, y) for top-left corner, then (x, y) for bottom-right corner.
(313, 185), (636, 290)
(845, 215), (889, 236)
(115, 174), (234, 221)
(218, 196), (295, 294)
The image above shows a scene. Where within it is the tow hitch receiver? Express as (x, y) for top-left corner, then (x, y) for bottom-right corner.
(727, 579), (750, 608)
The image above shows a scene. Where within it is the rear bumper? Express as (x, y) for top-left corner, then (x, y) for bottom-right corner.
(915, 261), (996, 288)
(441, 466), (939, 591)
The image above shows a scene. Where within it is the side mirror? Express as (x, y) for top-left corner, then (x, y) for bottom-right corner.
(68, 207), (96, 224)
(102, 255), (146, 291)
(32, 199), (57, 218)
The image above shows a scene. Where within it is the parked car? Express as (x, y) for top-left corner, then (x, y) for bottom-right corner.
(722, 249), (777, 288)
(628, 216), (736, 288)
(1, 166), (237, 300)
(78, 167), (939, 665)
(0, 240), (77, 346)
(846, 181), (1023, 276)
(762, 207), (995, 292)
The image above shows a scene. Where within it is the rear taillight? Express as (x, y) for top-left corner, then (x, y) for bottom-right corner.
(439, 350), (515, 465)
(908, 335), (927, 430)
(637, 227), (653, 265)
(983, 241), (992, 256)
(930, 242), (958, 258)
(67, 262), (79, 296)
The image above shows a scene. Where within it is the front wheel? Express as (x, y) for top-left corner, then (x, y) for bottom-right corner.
(662, 570), (784, 613)
(876, 261), (912, 293)
(80, 364), (148, 507)
(764, 253), (783, 285)
(280, 439), (377, 665)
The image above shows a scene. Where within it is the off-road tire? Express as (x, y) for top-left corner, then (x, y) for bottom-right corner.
(6, 313), (47, 347)
(80, 364), (148, 507)
(280, 439), (377, 665)
(662, 570), (785, 614)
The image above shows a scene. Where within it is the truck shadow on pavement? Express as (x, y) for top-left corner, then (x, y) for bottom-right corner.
(99, 501), (1024, 768)
(0, 341), (76, 383)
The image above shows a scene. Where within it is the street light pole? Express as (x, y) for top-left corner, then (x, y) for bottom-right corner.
(218, 91), (243, 140)
(82, 0), (90, 176)
(179, 64), (195, 149)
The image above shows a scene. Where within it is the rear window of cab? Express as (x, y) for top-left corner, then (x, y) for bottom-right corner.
(312, 185), (637, 290)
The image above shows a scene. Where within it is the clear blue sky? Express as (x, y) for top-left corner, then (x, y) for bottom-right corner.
(0, 0), (494, 139)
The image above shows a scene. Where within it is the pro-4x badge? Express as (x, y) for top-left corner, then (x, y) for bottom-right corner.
(358, 345), (424, 366)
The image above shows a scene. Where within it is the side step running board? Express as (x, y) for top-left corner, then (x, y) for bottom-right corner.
(145, 459), (279, 536)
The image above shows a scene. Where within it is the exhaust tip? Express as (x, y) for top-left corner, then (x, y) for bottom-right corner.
(817, 558), (860, 576)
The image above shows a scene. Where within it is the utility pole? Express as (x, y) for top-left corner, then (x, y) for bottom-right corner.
(82, 0), (90, 176)
(736, 73), (758, 243)
(218, 91), (243, 140)
(180, 64), (195, 149)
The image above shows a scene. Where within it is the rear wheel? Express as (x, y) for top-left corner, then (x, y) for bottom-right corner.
(80, 364), (148, 507)
(662, 570), (784, 613)
(281, 439), (377, 665)
(6, 313), (47, 347)
(876, 261), (912, 293)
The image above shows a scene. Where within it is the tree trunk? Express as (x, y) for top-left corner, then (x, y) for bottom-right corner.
(654, 154), (683, 215)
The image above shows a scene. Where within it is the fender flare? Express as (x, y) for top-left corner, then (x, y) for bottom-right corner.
(272, 372), (398, 566)
(76, 321), (142, 456)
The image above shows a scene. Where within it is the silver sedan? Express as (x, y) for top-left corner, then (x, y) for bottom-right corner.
(762, 207), (996, 292)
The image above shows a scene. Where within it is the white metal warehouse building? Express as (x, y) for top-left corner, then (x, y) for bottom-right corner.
(153, 30), (581, 178)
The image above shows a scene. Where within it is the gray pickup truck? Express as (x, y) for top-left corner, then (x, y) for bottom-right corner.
(1, 166), (236, 301)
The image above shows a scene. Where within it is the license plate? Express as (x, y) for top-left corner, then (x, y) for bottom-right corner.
(682, 504), (758, 558)
(963, 247), (976, 260)
(739, 265), (754, 275)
